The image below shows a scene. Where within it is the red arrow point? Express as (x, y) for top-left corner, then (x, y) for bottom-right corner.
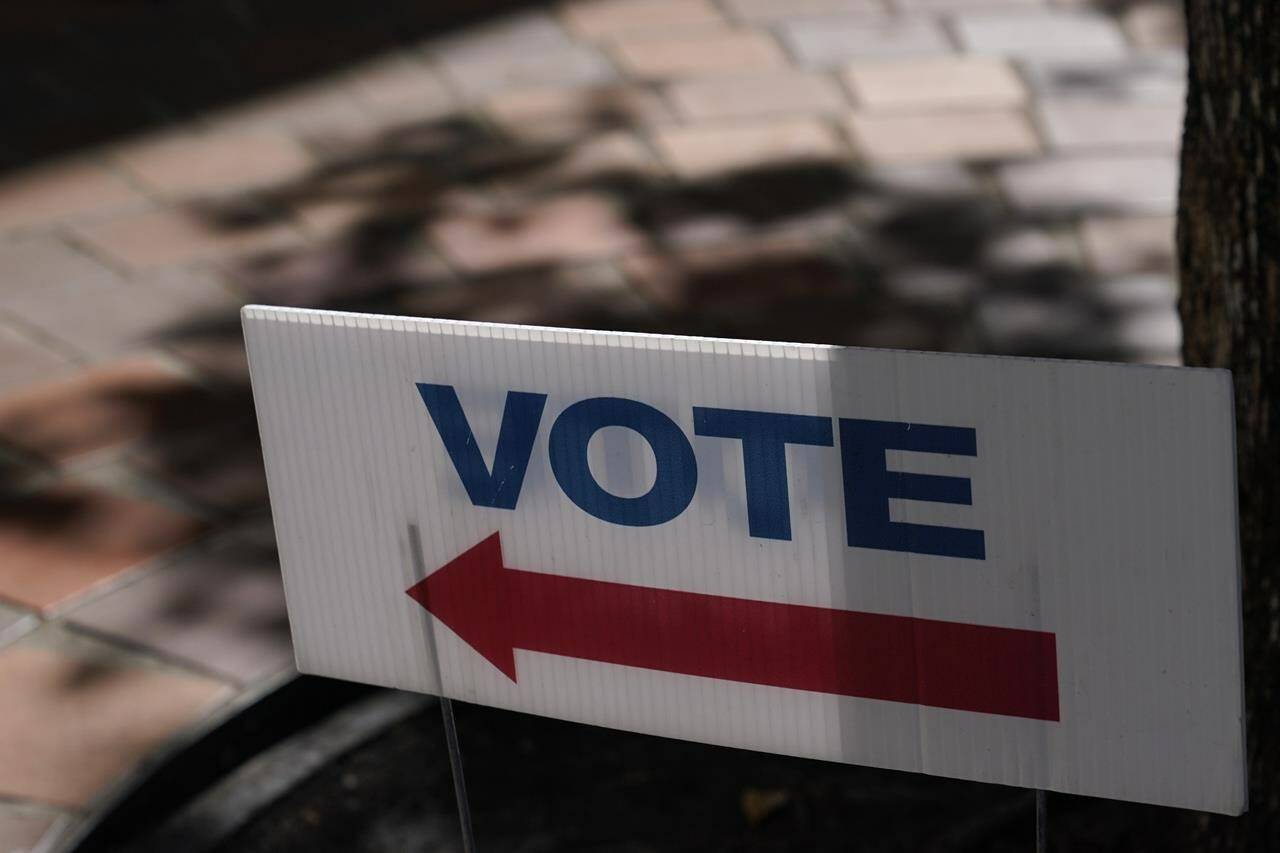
(406, 532), (518, 682)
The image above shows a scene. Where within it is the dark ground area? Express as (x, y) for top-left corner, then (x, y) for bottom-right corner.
(222, 698), (1178, 853)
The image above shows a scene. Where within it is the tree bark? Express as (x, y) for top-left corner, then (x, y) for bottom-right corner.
(1179, 2), (1280, 847)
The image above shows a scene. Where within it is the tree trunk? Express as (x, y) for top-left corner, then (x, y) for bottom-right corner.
(1179, 2), (1280, 847)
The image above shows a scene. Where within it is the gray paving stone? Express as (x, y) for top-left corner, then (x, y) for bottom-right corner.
(0, 236), (122, 296)
(779, 17), (952, 66)
(954, 11), (1129, 60)
(69, 523), (292, 685)
(0, 603), (38, 649)
(4, 267), (237, 361)
(723, 0), (885, 20)
(1038, 101), (1183, 151)
(1089, 273), (1177, 311)
(1020, 54), (1187, 103)
(0, 325), (75, 394)
(0, 801), (62, 853)
(434, 12), (615, 95)
(999, 155), (1177, 214)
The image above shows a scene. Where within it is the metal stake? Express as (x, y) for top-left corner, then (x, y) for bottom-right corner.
(1035, 789), (1047, 853)
(440, 696), (477, 853)
(408, 524), (478, 853)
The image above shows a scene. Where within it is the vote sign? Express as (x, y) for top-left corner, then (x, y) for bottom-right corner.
(243, 306), (1245, 814)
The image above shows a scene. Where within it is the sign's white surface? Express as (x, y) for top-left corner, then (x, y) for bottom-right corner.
(243, 305), (1245, 814)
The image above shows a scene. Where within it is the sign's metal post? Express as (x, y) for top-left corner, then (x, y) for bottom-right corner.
(440, 695), (477, 853)
(1035, 790), (1047, 853)
(409, 522), (478, 853)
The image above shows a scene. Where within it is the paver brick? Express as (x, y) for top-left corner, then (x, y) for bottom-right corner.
(0, 644), (227, 805)
(344, 55), (455, 120)
(846, 109), (1039, 163)
(722, 0), (885, 20)
(844, 57), (1026, 110)
(1000, 154), (1178, 213)
(0, 357), (221, 462)
(431, 193), (644, 273)
(0, 236), (121, 295)
(206, 82), (373, 138)
(654, 119), (844, 177)
(561, 0), (725, 38)
(0, 160), (146, 234)
(131, 420), (268, 513)
(611, 29), (786, 78)
(0, 326), (74, 394)
(1123, 2), (1185, 50)
(1079, 215), (1175, 274)
(896, 0), (1043, 8)
(436, 14), (614, 95)
(1019, 55), (1186, 102)
(0, 484), (206, 613)
(779, 17), (951, 66)
(0, 603), (37, 649)
(4, 267), (237, 361)
(0, 803), (58, 852)
(110, 132), (312, 198)
(1038, 101), (1182, 150)
(485, 84), (672, 141)
(954, 11), (1129, 60)
(73, 207), (302, 270)
(668, 71), (848, 120)
(70, 524), (291, 684)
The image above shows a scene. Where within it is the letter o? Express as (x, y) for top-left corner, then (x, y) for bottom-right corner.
(548, 397), (697, 527)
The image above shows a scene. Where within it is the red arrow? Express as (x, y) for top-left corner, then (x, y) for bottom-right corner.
(406, 533), (1059, 722)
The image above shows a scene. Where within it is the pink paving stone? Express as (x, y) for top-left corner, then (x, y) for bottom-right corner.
(1079, 215), (1175, 274)
(0, 356), (221, 462)
(1123, 2), (1184, 50)
(722, 0), (885, 20)
(344, 55), (455, 120)
(4, 266), (238, 361)
(70, 524), (291, 684)
(430, 193), (644, 273)
(0, 325), (75, 394)
(0, 235), (122, 295)
(1038, 101), (1183, 151)
(206, 82), (373, 138)
(73, 206), (302, 270)
(0, 645), (228, 806)
(517, 131), (659, 186)
(561, 0), (725, 38)
(778, 17), (951, 66)
(845, 109), (1040, 163)
(622, 231), (851, 310)
(0, 160), (146, 233)
(610, 29), (787, 78)
(653, 119), (844, 177)
(843, 57), (1026, 111)
(485, 85), (673, 141)
(667, 71), (848, 121)
(110, 132), (312, 198)
(0, 484), (206, 613)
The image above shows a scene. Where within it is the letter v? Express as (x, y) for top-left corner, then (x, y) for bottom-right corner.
(416, 384), (547, 510)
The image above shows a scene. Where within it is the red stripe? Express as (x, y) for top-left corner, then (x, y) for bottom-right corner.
(509, 570), (1059, 721)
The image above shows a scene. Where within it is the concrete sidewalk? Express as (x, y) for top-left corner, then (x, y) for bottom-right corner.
(0, 0), (1184, 848)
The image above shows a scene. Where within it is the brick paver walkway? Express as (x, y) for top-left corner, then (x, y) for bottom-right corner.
(0, 0), (1184, 848)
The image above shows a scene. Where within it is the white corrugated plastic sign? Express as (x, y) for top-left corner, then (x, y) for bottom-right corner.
(243, 305), (1246, 814)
